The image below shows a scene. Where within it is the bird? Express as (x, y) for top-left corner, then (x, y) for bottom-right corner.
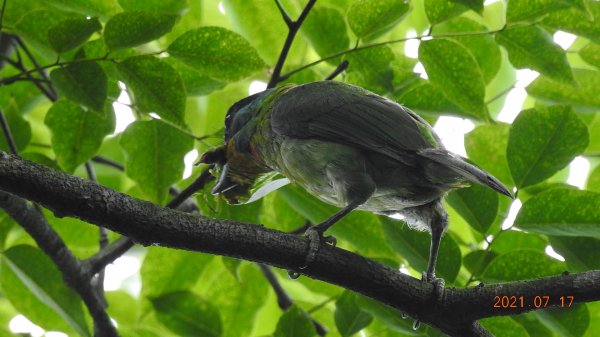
(200, 80), (513, 289)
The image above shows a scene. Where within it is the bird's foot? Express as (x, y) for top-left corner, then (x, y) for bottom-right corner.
(412, 272), (445, 330)
(287, 225), (337, 279)
(422, 271), (445, 300)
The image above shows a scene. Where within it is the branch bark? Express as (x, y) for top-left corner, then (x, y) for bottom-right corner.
(0, 153), (599, 336)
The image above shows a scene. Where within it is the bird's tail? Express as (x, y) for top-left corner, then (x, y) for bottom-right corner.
(419, 148), (514, 199)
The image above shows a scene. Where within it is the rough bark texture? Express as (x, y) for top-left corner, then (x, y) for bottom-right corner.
(1, 152), (599, 336)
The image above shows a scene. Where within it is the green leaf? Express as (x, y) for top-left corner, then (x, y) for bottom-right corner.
(549, 236), (600, 272)
(104, 12), (178, 50)
(195, 263), (268, 337)
(397, 81), (463, 117)
(50, 61), (108, 111)
(465, 123), (513, 188)
(482, 249), (565, 281)
(587, 165), (600, 192)
(151, 291), (222, 337)
(480, 317), (531, 337)
(0, 107), (31, 153)
(347, 0), (410, 41)
(221, 0), (289, 65)
(580, 43), (600, 69)
(527, 69), (600, 111)
(44, 99), (112, 172)
(117, 55), (186, 126)
(507, 105), (588, 188)
(496, 26), (575, 84)
(48, 17), (101, 53)
(535, 304), (589, 337)
(15, 10), (68, 55)
(514, 189), (600, 239)
(302, 6), (349, 64)
(168, 27), (265, 82)
(0, 245), (90, 336)
(424, 0), (468, 25)
(543, 2), (600, 44)
(167, 59), (225, 96)
(446, 184), (499, 235)
(464, 250), (498, 278)
(436, 17), (501, 83)
(490, 231), (547, 254)
(381, 216), (461, 283)
(118, 0), (188, 14)
(419, 38), (487, 120)
(274, 305), (316, 337)
(335, 292), (373, 337)
(42, 0), (120, 16)
(452, 0), (484, 13)
(355, 295), (422, 335)
(260, 191), (307, 233)
(277, 184), (396, 259)
(120, 120), (193, 203)
(141, 247), (214, 298)
(507, 0), (583, 23)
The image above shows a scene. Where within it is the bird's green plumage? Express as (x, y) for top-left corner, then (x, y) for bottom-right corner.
(210, 80), (513, 282)
(216, 81), (512, 231)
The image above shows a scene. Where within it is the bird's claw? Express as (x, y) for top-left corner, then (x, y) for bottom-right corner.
(422, 271), (445, 300)
(288, 226), (338, 279)
(412, 272), (445, 330)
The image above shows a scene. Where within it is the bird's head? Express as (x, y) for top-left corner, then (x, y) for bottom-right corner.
(197, 90), (273, 204)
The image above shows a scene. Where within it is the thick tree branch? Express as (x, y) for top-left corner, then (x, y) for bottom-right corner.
(0, 153), (599, 336)
(0, 192), (118, 337)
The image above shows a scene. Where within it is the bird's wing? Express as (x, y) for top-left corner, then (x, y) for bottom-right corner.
(270, 81), (441, 162)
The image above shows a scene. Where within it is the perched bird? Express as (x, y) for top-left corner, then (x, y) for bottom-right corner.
(201, 81), (513, 287)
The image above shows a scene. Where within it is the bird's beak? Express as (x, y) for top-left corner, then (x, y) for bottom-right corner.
(211, 164), (239, 195)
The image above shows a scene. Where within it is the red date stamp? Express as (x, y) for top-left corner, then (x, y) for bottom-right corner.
(493, 295), (574, 309)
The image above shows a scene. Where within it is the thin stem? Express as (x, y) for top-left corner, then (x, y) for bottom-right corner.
(281, 26), (510, 82)
(485, 83), (516, 105)
(86, 237), (134, 276)
(0, 0), (7, 31)
(92, 156), (125, 171)
(15, 36), (58, 100)
(0, 108), (18, 155)
(0, 51), (141, 86)
(267, 0), (317, 88)
(274, 0), (292, 26)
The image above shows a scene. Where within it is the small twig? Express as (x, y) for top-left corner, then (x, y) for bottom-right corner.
(267, 0), (317, 88)
(325, 60), (349, 81)
(86, 237), (134, 276)
(0, 108), (19, 155)
(15, 36), (58, 100)
(0, 0), (7, 31)
(0, 192), (118, 337)
(485, 83), (516, 105)
(280, 25), (511, 82)
(274, 0), (292, 26)
(166, 166), (214, 209)
(92, 156), (125, 171)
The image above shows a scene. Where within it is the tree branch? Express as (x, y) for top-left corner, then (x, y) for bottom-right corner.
(267, 0), (317, 88)
(1, 153), (599, 336)
(0, 191), (118, 337)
